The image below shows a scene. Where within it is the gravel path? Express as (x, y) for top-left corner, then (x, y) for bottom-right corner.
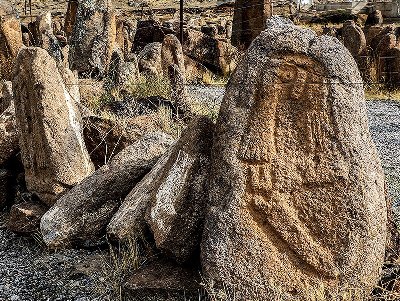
(366, 101), (400, 205)
(0, 90), (399, 301)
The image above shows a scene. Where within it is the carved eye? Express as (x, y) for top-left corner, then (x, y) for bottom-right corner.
(278, 64), (298, 83)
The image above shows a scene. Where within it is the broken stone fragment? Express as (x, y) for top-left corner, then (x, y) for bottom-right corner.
(8, 202), (48, 234)
(40, 132), (174, 248)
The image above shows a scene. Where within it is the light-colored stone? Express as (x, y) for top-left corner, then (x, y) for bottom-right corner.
(201, 17), (387, 300)
(69, 0), (116, 77)
(40, 132), (174, 248)
(13, 47), (94, 206)
(0, 101), (18, 166)
(30, 12), (63, 65)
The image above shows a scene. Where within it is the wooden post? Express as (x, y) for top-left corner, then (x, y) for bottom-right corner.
(180, 0), (184, 45)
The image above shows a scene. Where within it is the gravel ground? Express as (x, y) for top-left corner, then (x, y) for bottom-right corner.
(366, 101), (400, 205)
(0, 88), (399, 301)
(0, 227), (111, 301)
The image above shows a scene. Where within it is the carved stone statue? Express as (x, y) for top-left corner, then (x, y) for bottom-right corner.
(202, 17), (387, 300)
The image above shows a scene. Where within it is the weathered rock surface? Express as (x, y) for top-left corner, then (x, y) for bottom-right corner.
(124, 259), (201, 301)
(13, 47), (94, 206)
(0, 102), (18, 166)
(64, 0), (78, 39)
(8, 202), (48, 233)
(366, 10), (383, 27)
(133, 19), (175, 52)
(168, 64), (188, 111)
(201, 17), (387, 299)
(342, 20), (366, 57)
(231, 0), (272, 49)
(161, 34), (185, 77)
(69, 0), (116, 77)
(40, 132), (174, 248)
(115, 17), (136, 57)
(108, 117), (213, 263)
(106, 49), (139, 90)
(0, 16), (23, 80)
(183, 29), (237, 76)
(138, 42), (163, 77)
(30, 12), (63, 65)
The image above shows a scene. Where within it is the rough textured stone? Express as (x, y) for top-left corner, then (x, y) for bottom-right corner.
(0, 16), (23, 80)
(40, 132), (174, 248)
(108, 117), (213, 263)
(69, 0), (116, 77)
(64, 0), (78, 39)
(13, 47), (94, 206)
(30, 12), (63, 65)
(124, 259), (201, 301)
(231, 0), (272, 49)
(0, 80), (12, 114)
(183, 29), (237, 76)
(115, 17), (136, 57)
(168, 64), (188, 112)
(342, 20), (366, 57)
(138, 42), (163, 77)
(201, 17), (387, 299)
(8, 202), (48, 234)
(161, 34), (185, 77)
(0, 102), (18, 166)
(106, 49), (139, 90)
(366, 10), (383, 27)
(133, 19), (175, 52)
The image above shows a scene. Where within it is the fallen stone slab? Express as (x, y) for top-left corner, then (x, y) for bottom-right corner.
(40, 132), (174, 248)
(107, 117), (213, 263)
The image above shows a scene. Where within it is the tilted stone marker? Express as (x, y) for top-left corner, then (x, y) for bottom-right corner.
(69, 0), (116, 77)
(13, 47), (94, 206)
(201, 17), (387, 299)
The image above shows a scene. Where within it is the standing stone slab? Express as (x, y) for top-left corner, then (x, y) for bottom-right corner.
(342, 20), (366, 57)
(108, 117), (213, 263)
(64, 0), (78, 39)
(0, 16), (23, 80)
(40, 132), (174, 248)
(231, 0), (272, 49)
(30, 12), (63, 65)
(69, 0), (116, 77)
(13, 47), (94, 206)
(201, 17), (387, 299)
(161, 34), (185, 77)
(138, 42), (162, 77)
